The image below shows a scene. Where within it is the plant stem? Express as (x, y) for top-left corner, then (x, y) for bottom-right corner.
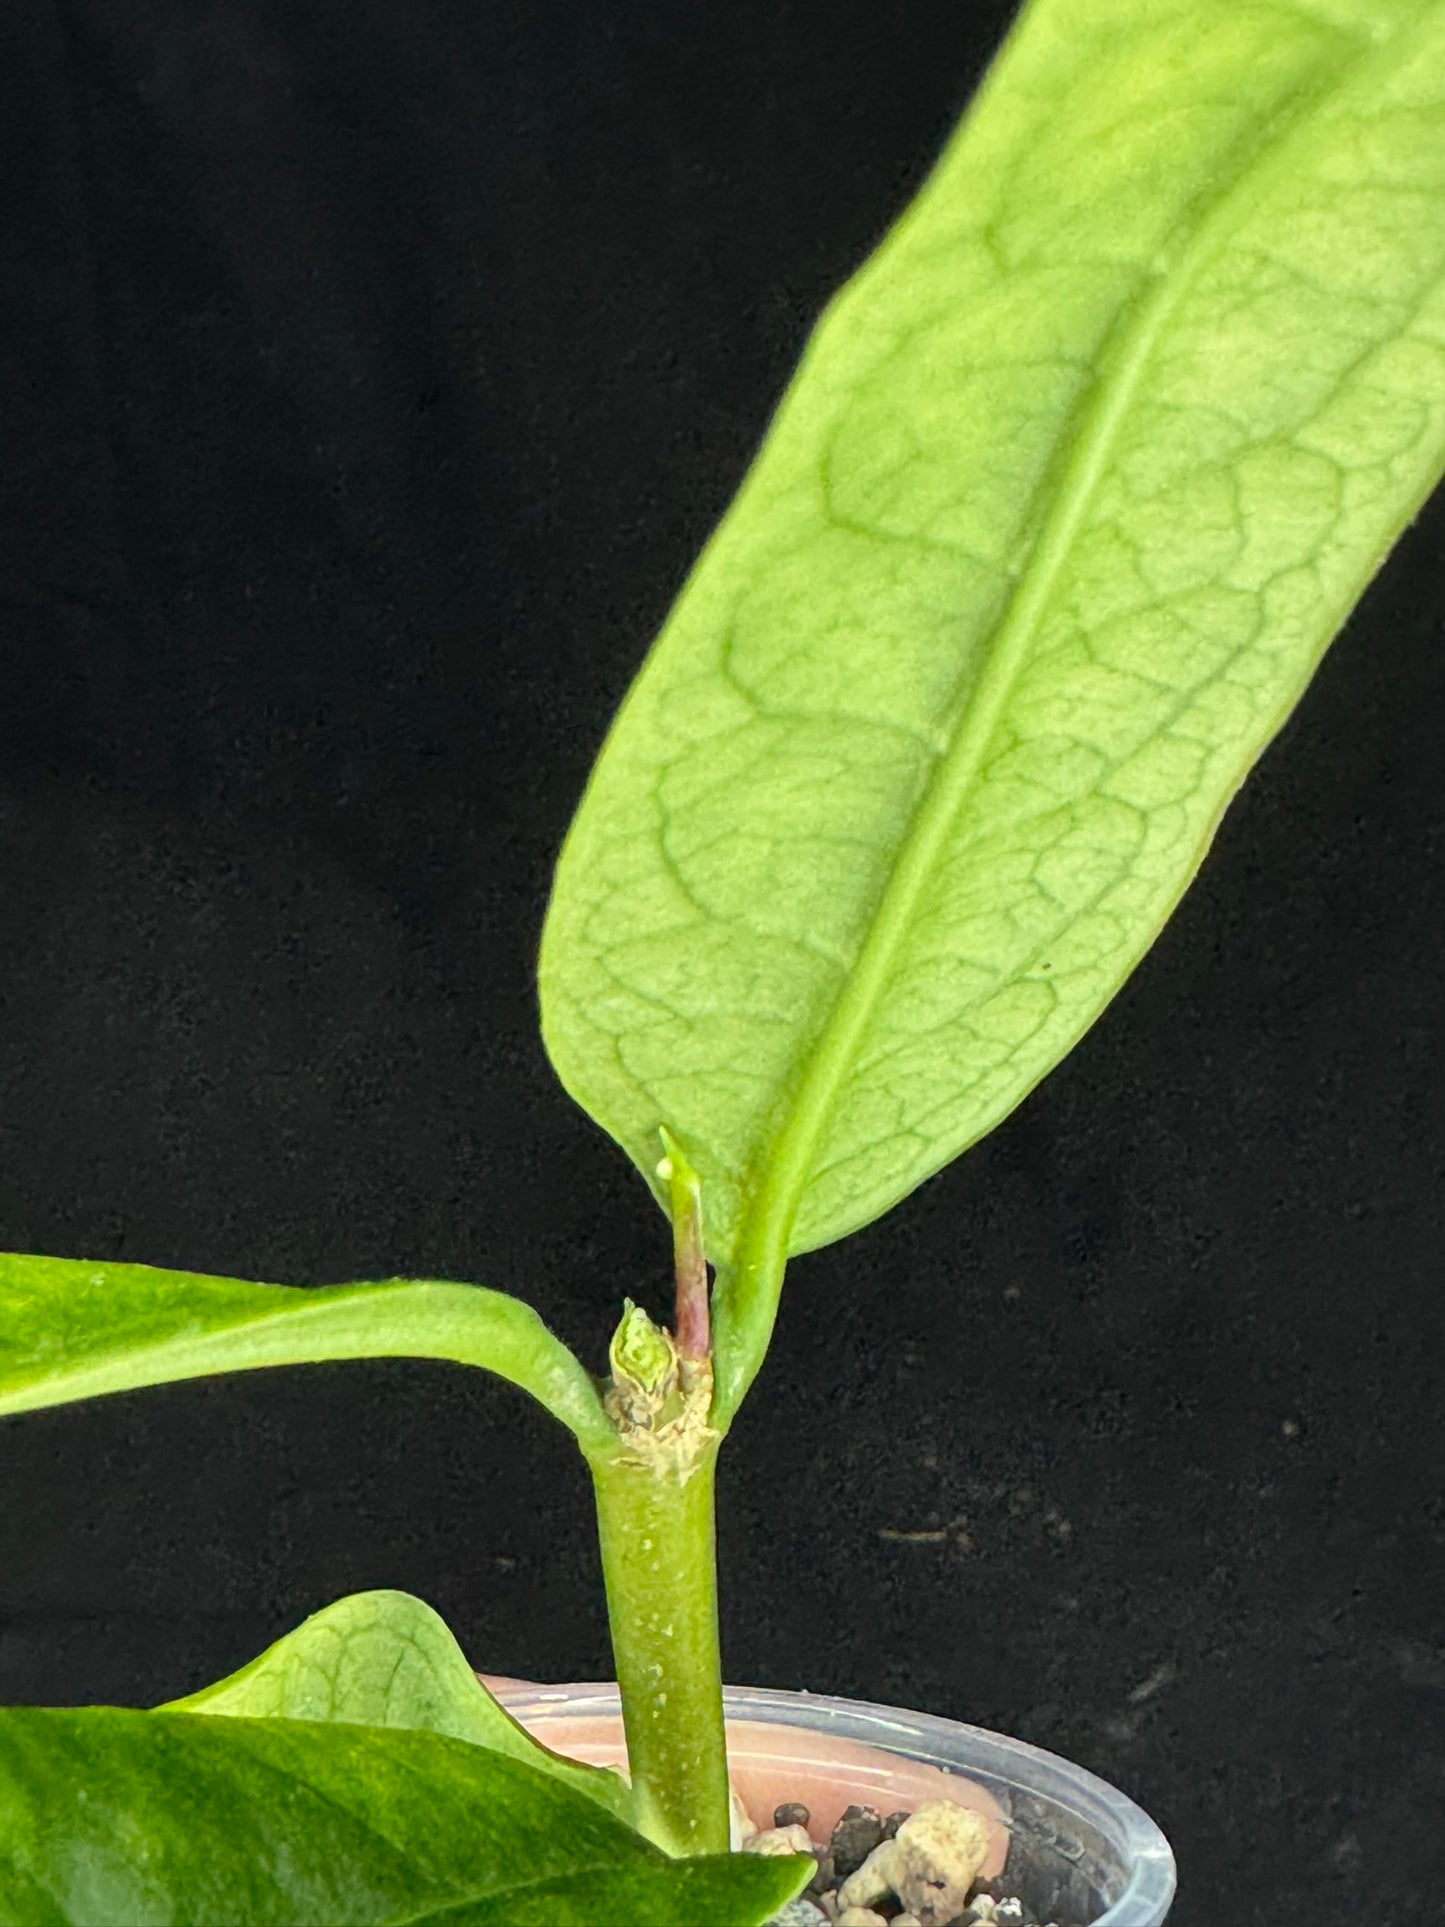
(658, 1128), (710, 1362)
(587, 1417), (730, 1857)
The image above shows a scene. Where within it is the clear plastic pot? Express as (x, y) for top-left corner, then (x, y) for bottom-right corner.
(488, 1680), (1176, 1926)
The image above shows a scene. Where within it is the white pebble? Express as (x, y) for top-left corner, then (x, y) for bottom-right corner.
(837, 1799), (992, 1927)
(837, 1910), (889, 1927)
(744, 1822), (817, 1858)
(729, 1783), (761, 1849)
(762, 1901), (828, 1927)
(835, 1844), (893, 1913)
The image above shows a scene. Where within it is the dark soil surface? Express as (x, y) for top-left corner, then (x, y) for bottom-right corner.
(765, 1800), (1087, 1927)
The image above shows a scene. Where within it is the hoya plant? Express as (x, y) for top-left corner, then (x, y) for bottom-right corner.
(3, 0), (1443, 1918)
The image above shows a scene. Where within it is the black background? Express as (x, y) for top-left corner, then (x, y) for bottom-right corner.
(2, 3), (1443, 1922)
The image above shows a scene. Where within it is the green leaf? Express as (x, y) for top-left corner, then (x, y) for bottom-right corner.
(0, 1253), (612, 1452)
(538, 0), (1445, 1418)
(165, 1588), (633, 1825)
(387, 1860), (811, 1927)
(0, 1709), (809, 1927)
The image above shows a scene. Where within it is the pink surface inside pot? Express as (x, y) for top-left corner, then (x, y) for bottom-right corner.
(479, 1675), (1009, 1878)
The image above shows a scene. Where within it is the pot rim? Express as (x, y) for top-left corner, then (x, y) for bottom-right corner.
(492, 1680), (1177, 1927)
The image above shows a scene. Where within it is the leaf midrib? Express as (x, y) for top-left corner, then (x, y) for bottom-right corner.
(716, 5), (1438, 1418)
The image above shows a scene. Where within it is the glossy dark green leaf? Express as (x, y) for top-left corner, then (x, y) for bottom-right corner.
(0, 1709), (809, 1927)
(165, 1588), (632, 1824)
(389, 1859), (811, 1927)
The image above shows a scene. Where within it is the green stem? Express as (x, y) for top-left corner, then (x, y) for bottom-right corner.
(657, 1129), (709, 1362)
(710, 1240), (788, 1434)
(587, 1422), (729, 1857)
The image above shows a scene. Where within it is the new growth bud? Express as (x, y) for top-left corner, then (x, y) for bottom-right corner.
(607, 1298), (680, 1429)
(610, 1297), (678, 1398)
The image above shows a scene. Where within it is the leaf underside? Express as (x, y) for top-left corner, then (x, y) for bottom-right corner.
(166, 1587), (633, 1824)
(539, 0), (1445, 1324)
(0, 1709), (806, 1927)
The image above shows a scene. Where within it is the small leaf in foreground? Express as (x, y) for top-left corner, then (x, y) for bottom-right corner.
(166, 1587), (633, 1822)
(0, 1708), (808, 1927)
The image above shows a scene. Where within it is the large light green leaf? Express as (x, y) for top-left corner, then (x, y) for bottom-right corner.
(0, 1708), (808, 1927)
(165, 1588), (634, 1824)
(539, 0), (1445, 1415)
(0, 1253), (612, 1452)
